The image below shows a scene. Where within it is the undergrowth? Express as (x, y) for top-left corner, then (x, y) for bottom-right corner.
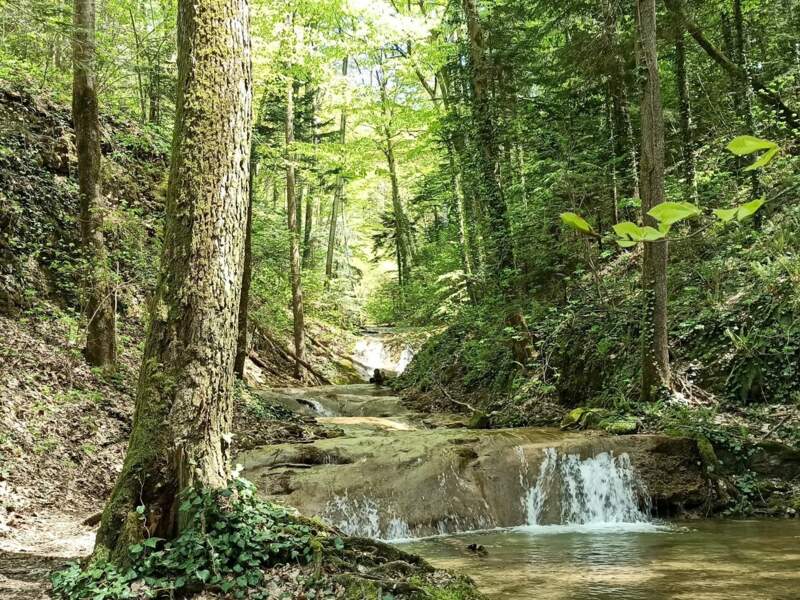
(52, 478), (340, 600)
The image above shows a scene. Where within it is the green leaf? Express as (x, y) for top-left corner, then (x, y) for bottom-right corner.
(744, 146), (779, 171)
(640, 226), (666, 242)
(560, 212), (595, 235)
(713, 198), (767, 223)
(727, 135), (777, 156)
(617, 239), (638, 248)
(613, 221), (665, 244)
(613, 222), (641, 240)
(647, 201), (701, 226)
(196, 569), (210, 583)
(736, 197), (766, 221)
(727, 136), (779, 171)
(713, 208), (738, 223)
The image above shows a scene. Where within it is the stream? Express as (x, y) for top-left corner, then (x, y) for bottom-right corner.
(242, 334), (800, 599)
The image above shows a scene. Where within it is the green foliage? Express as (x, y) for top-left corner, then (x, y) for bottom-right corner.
(647, 202), (701, 232)
(52, 479), (338, 600)
(559, 212), (596, 236)
(727, 136), (779, 171)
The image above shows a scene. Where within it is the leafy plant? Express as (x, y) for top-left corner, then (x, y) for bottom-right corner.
(52, 478), (340, 600)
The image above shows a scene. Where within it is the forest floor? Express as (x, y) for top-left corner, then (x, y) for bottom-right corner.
(0, 306), (362, 598)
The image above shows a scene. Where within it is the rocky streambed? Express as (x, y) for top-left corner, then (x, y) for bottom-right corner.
(240, 385), (712, 541)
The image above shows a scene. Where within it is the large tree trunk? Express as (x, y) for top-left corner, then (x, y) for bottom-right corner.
(94, 0), (252, 561)
(286, 66), (306, 382)
(73, 0), (116, 368)
(637, 0), (671, 402)
(325, 57), (348, 282)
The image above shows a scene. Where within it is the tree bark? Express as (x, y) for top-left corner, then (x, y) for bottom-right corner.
(326, 56), (348, 282)
(637, 0), (671, 402)
(674, 30), (697, 202)
(301, 181), (315, 268)
(461, 0), (515, 279)
(94, 0), (252, 560)
(235, 90), (269, 379)
(603, 0), (640, 207)
(285, 50), (306, 382)
(73, 0), (116, 368)
(377, 67), (413, 287)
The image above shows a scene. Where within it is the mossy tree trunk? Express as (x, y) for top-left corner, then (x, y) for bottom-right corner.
(72, 0), (116, 368)
(94, 0), (252, 560)
(285, 32), (306, 381)
(637, 0), (671, 402)
(461, 0), (515, 280)
(325, 56), (348, 283)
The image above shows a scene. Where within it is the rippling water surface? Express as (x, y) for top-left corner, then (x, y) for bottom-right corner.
(399, 520), (800, 599)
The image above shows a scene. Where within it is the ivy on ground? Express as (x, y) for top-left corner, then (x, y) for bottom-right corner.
(52, 478), (342, 600)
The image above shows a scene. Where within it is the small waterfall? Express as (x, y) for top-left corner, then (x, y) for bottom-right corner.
(323, 494), (412, 541)
(322, 448), (650, 542)
(306, 399), (334, 417)
(352, 336), (415, 380)
(522, 448), (650, 527)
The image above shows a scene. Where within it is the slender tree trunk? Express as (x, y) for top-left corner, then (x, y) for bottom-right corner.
(377, 68), (413, 286)
(385, 135), (412, 286)
(94, 0), (252, 561)
(129, 8), (148, 122)
(286, 63), (306, 381)
(73, 0), (116, 368)
(301, 184), (315, 268)
(733, 0), (760, 199)
(461, 0), (514, 278)
(637, 0), (671, 402)
(235, 90), (269, 379)
(675, 31), (697, 202)
(326, 56), (348, 282)
(603, 0), (640, 206)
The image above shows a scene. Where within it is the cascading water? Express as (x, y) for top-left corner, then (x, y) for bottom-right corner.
(521, 448), (650, 527)
(352, 335), (415, 380)
(321, 447), (650, 542)
(323, 494), (412, 541)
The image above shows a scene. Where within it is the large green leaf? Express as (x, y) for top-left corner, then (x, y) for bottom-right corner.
(744, 147), (779, 171)
(736, 197), (766, 221)
(727, 136), (779, 171)
(640, 226), (667, 241)
(713, 197), (767, 224)
(613, 222), (641, 239)
(612, 221), (665, 246)
(560, 212), (595, 236)
(727, 135), (777, 156)
(713, 207), (738, 223)
(647, 202), (701, 227)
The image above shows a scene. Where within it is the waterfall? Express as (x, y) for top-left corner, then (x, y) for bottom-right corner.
(352, 336), (415, 379)
(322, 448), (651, 542)
(323, 494), (412, 541)
(522, 448), (650, 527)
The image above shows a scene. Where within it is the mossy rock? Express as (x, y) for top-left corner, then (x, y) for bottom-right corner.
(599, 416), (640, 435)
(560, 407), (609, 431)
(467, 411), (491, 430)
